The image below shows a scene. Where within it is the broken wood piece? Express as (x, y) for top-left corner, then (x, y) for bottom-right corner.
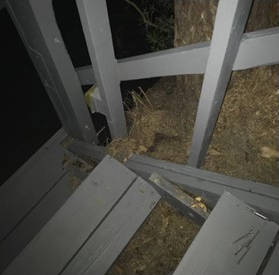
(149, 173), (209, 225)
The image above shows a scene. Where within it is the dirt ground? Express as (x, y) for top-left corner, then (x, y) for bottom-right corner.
(106, 62), (279, 274)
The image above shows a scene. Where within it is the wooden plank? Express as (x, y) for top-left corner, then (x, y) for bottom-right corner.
(149, 173), (209, 225)
(58, 141), (279, 222)
(7, 0), (96, 142)
(3, 156), (136, 275)
(76, 0), (127, 138)
(62, 177), (160, 275)
(173, 192), (279, 275)
(117, 41), (209, 80)
(0, 173), (73, 273)
(130, 155), (279, 201)
(75, 27), (279, 84)
(0, 129), (67, 242)
(263, 241), (279, 275)
(126, 155), (279, 223)
(188, 0), (253, 167)
(235, 27), (279, 70)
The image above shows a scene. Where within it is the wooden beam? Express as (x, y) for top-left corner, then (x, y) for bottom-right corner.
(188, 0), (253, 167)
(149, 173), (209, 225)
(126, 155), (279, 223)
(76, 0), (127, 138)
(0, 129), (67, 242)
(75, 27), (279, 84)
(118, 41), (209, 80)
(60, 141), (279, 222)
(61, 177), (160, 275)
(7, 0), (97, 142)
(234, 27), (279, 70)
(75, 65), (95, 86)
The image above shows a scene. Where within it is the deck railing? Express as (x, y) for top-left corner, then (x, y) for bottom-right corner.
(4, 0), (279, 167)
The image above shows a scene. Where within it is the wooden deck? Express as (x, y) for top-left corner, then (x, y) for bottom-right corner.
(1, 135), (279, 274)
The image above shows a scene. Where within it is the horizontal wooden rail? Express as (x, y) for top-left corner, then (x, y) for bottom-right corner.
(76, 27), (279, 84)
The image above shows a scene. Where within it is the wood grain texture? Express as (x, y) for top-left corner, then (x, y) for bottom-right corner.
(62, 177), (160, 275)
(3, 156), (136, 275)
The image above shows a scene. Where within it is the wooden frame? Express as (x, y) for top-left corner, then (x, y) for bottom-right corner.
(74, 0), (279, 166)
(6, 0), (97, 143)
(5, 0), (279, 163)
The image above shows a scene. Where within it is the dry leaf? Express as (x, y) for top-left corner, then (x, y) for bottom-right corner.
(260, 146), (279, 159)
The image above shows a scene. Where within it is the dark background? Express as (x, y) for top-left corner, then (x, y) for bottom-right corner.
(0, 0), (157, 185)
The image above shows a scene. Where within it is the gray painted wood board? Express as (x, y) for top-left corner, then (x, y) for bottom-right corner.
(173, 192), (279, 275)
(3, 156), (136, 275)
(62, 177), (160, 275)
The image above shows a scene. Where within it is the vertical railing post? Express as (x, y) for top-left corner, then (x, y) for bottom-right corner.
(76, 0), (127, 138)
(6, 0), (97, 143)
(188, 0), (253, 167)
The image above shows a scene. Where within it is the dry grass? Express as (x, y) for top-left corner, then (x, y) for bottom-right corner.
(108, 201), (200, 275)
(205, 66), (279, 184)
(107, 88), (181, 163)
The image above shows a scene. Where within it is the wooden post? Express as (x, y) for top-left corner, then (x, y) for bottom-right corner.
(76, 0), (127, 138)
(188, 0), (253, 167)
(7, 0), (97, 143)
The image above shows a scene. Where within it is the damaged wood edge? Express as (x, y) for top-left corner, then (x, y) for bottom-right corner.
(126, 155), (279, 223)
(64, 140), (279, 223)
(149, 173), (209, 225)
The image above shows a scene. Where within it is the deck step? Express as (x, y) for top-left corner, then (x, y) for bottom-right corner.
(62, 177), (159, 275)
(3, 156), (160, 275)
(173, 192), (279, 275)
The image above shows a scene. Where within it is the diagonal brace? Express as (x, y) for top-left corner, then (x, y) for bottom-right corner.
(188, 0), (253, 167)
